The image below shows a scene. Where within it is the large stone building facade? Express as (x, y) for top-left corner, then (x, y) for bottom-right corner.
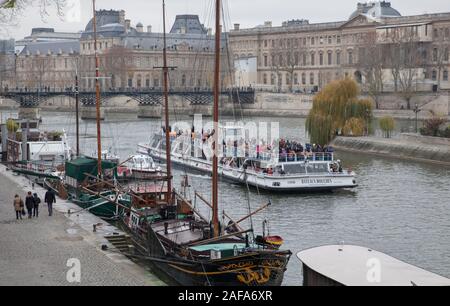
(229, 1), (450, 94)
(3, 2), (450, 97)
(7, 10), (231, 92)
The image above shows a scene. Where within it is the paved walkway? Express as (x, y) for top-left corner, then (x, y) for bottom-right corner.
(0, 164), (165, 286)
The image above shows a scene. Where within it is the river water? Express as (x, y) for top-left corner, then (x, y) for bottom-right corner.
(35, 111), (450, 285)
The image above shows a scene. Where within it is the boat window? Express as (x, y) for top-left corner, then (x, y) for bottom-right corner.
(282, 163), (307, 174)
(151, 135), (162, 148)
(306, 163), (329, 173)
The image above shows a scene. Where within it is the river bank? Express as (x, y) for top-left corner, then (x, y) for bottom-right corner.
(331, 134), (450, 166)
(0, 164), (165, 286)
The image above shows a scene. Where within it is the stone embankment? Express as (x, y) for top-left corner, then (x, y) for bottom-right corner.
(331, 133), (450, 166)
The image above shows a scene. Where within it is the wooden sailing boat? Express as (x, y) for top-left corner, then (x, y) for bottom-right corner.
(44, 0), (132, 219)
(118, 0), (291, 286)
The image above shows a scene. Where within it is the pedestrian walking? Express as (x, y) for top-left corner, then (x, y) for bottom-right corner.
(44, 188), (56, 216)
(32, 193), (41, 218)
(13, 194), (24, 220)
(25, 191), (35, 219)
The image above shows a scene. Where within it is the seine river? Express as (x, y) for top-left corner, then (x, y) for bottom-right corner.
(31, 111), (450, 285)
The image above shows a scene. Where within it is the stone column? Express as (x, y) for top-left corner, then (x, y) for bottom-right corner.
(80, 105), (105, 120)
(137, 104), (162, 118)
(18, 107), (41, 121)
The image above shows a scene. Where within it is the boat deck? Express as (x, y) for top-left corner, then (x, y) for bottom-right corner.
(152, 219), (204, 245)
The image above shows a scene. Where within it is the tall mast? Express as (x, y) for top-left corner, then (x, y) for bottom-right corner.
(212, 0), (221, 237)
(92, 0), (102, 176)
(162, 0), (172, 203)
(75, 58), (80, 157)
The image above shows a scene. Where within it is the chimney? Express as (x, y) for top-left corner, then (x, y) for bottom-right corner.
(208, 28), (212, 36)
(125, 19), (131, 31)
(234, 23), (240, 31)
(136, 23), (143, 33)
(119, 10), (125, 25)
(264, 21), (272, 27)
(147, 25), (152, 33)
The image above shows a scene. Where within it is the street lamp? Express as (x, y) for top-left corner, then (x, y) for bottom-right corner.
(413, 103), (421, 134)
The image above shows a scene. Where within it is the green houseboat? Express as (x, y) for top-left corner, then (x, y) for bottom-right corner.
(63, 157), (131, 219)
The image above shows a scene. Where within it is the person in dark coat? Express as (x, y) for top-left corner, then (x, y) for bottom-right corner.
(44, 188), (56, 216)
(32, 193), (41, 218)
(25, 192), (35, 219)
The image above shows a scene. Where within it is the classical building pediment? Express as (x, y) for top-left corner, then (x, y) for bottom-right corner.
(339, 14), (380, 29)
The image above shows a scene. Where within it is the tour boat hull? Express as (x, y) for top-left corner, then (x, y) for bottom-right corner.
(138, 144), (357, 192)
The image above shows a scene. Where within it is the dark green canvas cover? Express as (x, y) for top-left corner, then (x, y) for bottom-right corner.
(65, 157), (118, 182)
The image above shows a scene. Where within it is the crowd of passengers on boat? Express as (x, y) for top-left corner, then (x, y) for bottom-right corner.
(164, 127), (335, 162)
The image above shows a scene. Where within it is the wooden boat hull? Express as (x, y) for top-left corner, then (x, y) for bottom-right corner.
(140, 227), (291, 286)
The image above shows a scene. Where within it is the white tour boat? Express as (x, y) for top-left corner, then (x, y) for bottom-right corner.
(117, 154), (161, 180)
(138, 127), (357, 192)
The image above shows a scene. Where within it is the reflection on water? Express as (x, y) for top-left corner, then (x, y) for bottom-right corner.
(41, 112), (450, 285)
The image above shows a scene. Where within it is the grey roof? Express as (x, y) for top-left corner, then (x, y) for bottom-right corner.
(170, 15), (207, 35)
(20, 40), (80, 56)
(84, 9), (124, 32)
(297, 245), (450, 286)
(0, 39), (15, 54)
(349, 1), (401, 20)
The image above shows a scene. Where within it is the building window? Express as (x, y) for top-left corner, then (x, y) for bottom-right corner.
(319, 52), (324, 66)
(336, 52), (341, 65)
(328, 52), (332, 65)
(311, 37), (315, 45)
(348, 50), (353, 65)
(432, 70), (437, 81)
(181, 74), (186, 86)
(286, 74), (290, 85)
(310, 72), (314, 85)
(328, 36), (332, 44)
(444, 70), (449, 81)
(264, 40), (268, 48)
(294, 73), (298, 85)
(295, 53), (299, 66)
(433, 48), (438, 62)
(434, 28), (438, 38)
(311, 53), (315, 66)
(320, 36), (324, 44)
(271, 74), (275, 85)
(303, 38), (306, 45)
(302, 53), (307, 66)
(279, 54), (283, 66)
(337, 35), (341, 44)
(263, 74), (268, 85)
(302, 73), (306, 85)
(264, 55), (268, 67)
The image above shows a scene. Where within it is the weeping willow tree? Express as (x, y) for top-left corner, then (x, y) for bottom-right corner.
(306, 78), (373, 145)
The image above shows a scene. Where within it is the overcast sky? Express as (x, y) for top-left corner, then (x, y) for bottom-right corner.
(1, 0), (449, 40)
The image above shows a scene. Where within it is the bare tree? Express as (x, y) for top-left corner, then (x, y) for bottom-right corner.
(357, 32), (384, 109)
(1, 0), (66, 34)
(102, 46), (135, 89)
(384, 26), (422, 110)
(431, 29), (450, 91)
